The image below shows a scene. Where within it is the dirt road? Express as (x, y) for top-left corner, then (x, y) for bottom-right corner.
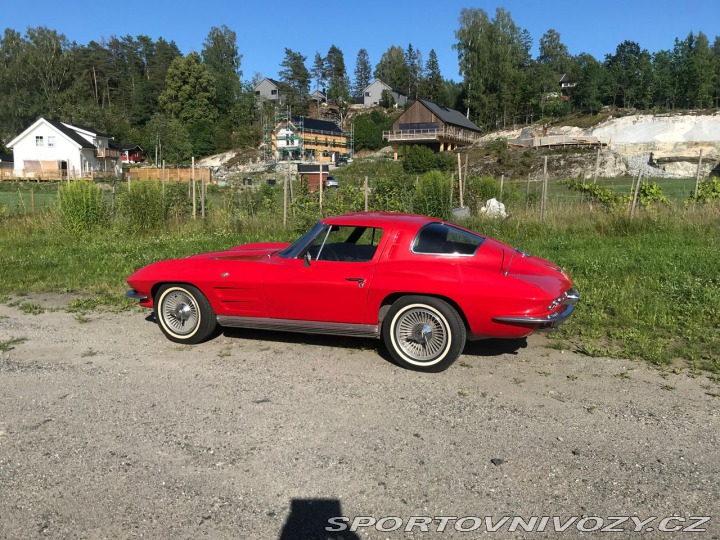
(1, 296), (718, 539)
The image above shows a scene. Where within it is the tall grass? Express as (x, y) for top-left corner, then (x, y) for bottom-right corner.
(58, 180), (107, 233)
(1, 176), (718, 373)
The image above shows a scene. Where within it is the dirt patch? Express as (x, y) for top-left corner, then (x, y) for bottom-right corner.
(0, 299), (718, 538)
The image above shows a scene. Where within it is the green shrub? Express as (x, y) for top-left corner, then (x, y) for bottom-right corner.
(414, 171), (451, 219)
(687, 177), (720, 204)
(58, 180), (107, 233)
(116, 181), (167, 232)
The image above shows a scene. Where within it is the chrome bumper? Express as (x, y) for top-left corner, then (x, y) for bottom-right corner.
(126, 289), (148, 301)
(493, 288), (579, 329)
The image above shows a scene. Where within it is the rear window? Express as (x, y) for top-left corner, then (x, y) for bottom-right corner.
(412, 223), (484, 256)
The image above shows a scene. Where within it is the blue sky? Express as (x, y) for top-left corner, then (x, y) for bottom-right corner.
(3, 0), (719, 84)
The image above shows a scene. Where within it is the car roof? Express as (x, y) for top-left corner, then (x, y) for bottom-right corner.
(323, 212), (438, 230)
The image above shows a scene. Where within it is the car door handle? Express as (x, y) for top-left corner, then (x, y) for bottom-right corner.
(345, 277), (365, 288)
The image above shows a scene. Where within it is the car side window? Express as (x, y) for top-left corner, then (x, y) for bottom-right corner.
(306, 225), (383, 262)
(412, 223), (484, 255)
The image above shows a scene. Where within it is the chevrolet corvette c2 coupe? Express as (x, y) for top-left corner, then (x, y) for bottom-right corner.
(126, 212), (578, 372)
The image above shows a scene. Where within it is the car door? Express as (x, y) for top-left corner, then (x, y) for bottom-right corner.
(264, 225), (386, 324)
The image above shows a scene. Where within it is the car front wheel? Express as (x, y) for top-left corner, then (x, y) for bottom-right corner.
(155, 284), (217, 344)
(382, 296), (466, 372)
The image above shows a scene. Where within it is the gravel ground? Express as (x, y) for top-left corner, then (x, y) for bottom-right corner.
(0, 296), (718, 539)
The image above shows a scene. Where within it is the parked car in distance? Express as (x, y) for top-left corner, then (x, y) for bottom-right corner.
(325, 176), (339, 188)
(126, 212), (578, 372)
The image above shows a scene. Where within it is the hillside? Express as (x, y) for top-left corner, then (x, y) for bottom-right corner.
(468, 112), (720, 180)
(199, 111), (720, 181)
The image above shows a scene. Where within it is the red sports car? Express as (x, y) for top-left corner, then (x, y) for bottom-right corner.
(126, 212), (578, 372)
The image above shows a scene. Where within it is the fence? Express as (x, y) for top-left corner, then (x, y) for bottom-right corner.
(127, 168), (211, 183)
(0, 169), (118, 181)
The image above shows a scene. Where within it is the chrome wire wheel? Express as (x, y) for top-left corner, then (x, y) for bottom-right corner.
(383, 296), (466, 372)
(392, 305), (450, 365)
(161, 289), (199, 336)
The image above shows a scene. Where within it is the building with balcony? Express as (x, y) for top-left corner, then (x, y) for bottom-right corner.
(383, 99), (482, 151)
(7, 118), (122, 179)
(267, 115), (349, 165)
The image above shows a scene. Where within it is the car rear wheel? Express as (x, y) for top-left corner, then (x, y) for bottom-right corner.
(382, 296), (466, 372)
(155, 284), (217, 344)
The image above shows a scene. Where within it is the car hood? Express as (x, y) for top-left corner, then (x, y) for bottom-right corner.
(185, 242), (291, 262)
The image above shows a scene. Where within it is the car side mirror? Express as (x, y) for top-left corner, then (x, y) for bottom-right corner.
(303, 252), (312, 267)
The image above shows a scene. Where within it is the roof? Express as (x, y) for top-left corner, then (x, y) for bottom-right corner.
(416, 99), (481, 133)
(297, 164), (330, 174)
(364, 79), (408, 98)
(290, 116), (342, 134)
(45, 119), (96, 148)
(254, 77), (281, 89)
(122, 145), (143, 151)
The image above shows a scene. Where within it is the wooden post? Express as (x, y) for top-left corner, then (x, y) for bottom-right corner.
(162, 160), (166, 195)
(694, 149), (704, 197)
(456, 153), (462, 207)
(364, 176), (369, 212)
(201, 169), (206, 219)
(31, 188), (35, 214)
(318, 162), (323, 213)
(541, 156), (548, 222)
(593, 148), (601, 184)
(500, 173), (504, 198)
(630, 171), (642, 217)
(192, 157), (196, 220)
(450, 173), (454, 209)
(283, 171), (288, 228)
(289, 173), (295, 217)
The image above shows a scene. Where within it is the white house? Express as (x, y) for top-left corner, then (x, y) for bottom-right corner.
(7, 118), (122, 179)
(253, 77), (284, 103)
(362, 80), (408, 107)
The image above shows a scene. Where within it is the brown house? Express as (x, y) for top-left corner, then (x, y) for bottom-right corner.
(383, 99), (481, 151)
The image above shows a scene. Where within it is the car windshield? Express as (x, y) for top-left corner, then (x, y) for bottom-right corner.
(278, 222), (383, 262)
(278, 222), (327, 259)
(412, 222), (485, 255)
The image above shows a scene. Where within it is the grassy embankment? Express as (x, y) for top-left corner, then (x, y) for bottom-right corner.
(0, 174), (718, 373)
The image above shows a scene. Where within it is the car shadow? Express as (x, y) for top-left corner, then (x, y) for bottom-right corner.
(219, 327), (527, 363)
(144, 311), (527, 365)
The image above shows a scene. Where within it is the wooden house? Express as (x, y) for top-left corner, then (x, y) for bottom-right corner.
(383, 99), (481, 151)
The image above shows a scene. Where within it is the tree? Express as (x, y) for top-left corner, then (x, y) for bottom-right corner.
(419, 49), (444, 103)
(538, 29), (572, 74)
(374, 46), (409, 93)
(311, 51), (326, 91)
(24, 27), (72, 116)
(651, 49), (678, 109)
(573, 53), (605, 114)
(278, 48), (310, 114)
(674, 32), (715, 109)
(405, 43), (423, 99)
(353, 109), (393, 150)
(142, 113), (192, 164)
(353, 48), (372, 98)
(604, 40), (652, 109)
(325, 45), (349, 96)
(454, 8), (531, 127)
(201, 25), (242, 115)
(159, 52), (218, 124)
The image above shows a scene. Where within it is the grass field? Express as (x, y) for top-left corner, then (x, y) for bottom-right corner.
(0, 191), (717, 373)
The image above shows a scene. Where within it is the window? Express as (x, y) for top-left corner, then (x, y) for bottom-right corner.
(365, 92), (371, 97)
(271, 89), (277, 95)
(279, 223), (383, 262)
(47, 136), (55, 147)
(412, 223), (484, 256)
(35, 136), (44, 147)
(307, 225), (383, 262)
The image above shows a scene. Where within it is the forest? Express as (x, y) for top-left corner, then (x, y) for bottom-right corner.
(1, 7), (719, 162)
